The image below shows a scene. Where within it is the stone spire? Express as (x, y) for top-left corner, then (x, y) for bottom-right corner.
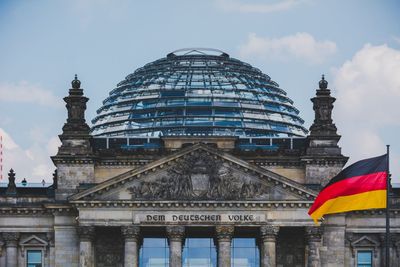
(303, 75), (348, 186)
(52, 75), (94, 200)
(309, 75), (339, 137)
(56, 74), (92, 155)
(6, 169), (17, 195)
(307, 75), (341, 156)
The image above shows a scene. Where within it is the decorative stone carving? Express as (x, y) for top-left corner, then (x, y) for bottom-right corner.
(0, 239), (3, 256)
(121, 226), (140, 241)
(306, 227), (322, 267)
(2, 232), (19, 247)
(128, 151), (269, 200)
(309, 75), (337, 134)
(46, 232), (55, 247)
(347, 234), (379, 258)
(166, 226), (185, 242)
(305, 226), (323, 242)
(19, 235), (48, 257)
(77, 226), (95, 241)
(215, 225), (234, 241)
(6, 169), (17, 195)
(260, 225), (279, 242)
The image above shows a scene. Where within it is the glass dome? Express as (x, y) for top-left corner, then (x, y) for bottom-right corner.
(91, 48), (307, 138)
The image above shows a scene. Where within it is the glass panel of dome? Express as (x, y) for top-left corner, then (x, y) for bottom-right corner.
(214, 109), (240, 117)
(91, 49), (307, 138)
(187, 98), (212, 106)
(185, 118), (213, 126)
(161, 90), (185, 97)
(186, 109), (212, 116)
(215, 119), (242, 127)
(158, 109), (183, 117)
(159, 118), (183, 126)
(166, 99), (185, 106)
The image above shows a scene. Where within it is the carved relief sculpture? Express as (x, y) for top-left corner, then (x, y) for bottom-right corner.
(128, 151), (269, 200)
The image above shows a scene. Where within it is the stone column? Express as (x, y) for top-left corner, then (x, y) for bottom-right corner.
(78, 226), (95, 267)
(260, 225), (279, 267)
(122, 225), (140, 267)
(166, 225), (185, 267)
(216, 225), (234, 267)
(305, 226), (322, 267)
(2, 232), (19, 267)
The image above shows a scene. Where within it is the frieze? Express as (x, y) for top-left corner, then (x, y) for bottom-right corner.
(133, 212), (266, 225)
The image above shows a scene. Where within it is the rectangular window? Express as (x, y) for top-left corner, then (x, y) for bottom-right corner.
(357, 251), (372, 267)
(139, 238), (169, 267)
(231, 238), (260, 267)
(27, 250), (42, 267)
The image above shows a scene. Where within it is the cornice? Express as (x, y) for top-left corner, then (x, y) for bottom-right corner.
(71, 200), (314, 209)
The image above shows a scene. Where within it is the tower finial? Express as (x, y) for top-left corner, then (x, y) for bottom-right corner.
(71, 74), (81, 89)
(6, 168), (17, 195)
(319, 74), (328, 90)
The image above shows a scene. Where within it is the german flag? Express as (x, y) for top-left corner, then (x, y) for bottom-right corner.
(308, 154), (388, 224)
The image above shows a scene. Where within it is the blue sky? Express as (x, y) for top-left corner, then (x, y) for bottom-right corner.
(0, 0), (399, 183)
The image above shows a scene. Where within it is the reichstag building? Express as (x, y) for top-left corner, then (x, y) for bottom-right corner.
(1, 48), (399, 267)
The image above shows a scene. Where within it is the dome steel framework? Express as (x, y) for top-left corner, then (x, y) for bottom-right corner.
(91, 48), (307, 138)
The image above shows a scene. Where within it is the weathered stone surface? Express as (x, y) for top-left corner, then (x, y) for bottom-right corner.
(166, 226), (185, 267)
(261, 225), (279, 267)
(216, 225), (234, 267)
(306, 226), (323, 267)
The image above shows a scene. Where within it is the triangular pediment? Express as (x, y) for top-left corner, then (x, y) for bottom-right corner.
(70, 144), (317, 202)
(19, 235), (48, 247)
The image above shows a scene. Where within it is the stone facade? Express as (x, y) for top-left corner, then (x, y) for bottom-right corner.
(0, 76), (399, 267)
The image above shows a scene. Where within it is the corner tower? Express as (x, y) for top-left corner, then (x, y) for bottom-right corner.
(303, 75), (348, 186)
(52, 75), (94, 200)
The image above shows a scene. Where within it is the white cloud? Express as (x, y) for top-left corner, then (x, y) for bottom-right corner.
(333, 44), (400, 182)
(0, 81), (62, 108)
(0, 128), (60, 183)
(393, 36), (400, 45)
(215, 0), (307, 13)
(0, 128), (18, 150)
(239, 32), (337, 64)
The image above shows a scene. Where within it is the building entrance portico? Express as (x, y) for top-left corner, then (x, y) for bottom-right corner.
(77, 223), (317, 267)
(69, 143), (319, 267)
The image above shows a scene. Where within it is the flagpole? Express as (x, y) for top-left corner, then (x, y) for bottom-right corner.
(386, 144), (390, 267)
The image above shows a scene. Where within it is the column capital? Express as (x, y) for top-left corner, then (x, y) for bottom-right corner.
(260, 225), (279, 242)
(77, 226), (95, 241)
(46, 232), (55, 247)
(305, 226), (323, 242)
(2, 232), (20, 247)
(166, 226), (185, 242)
(215, 225), (234, 241)
(122, 225), (140, 241)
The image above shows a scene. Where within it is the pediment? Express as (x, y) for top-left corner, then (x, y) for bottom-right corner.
(19, 235), (48, 247)
(351, 236), (379, 248)
(70, 144), (316, 202)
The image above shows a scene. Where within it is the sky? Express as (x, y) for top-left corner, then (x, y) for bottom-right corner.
(0, 0), (399, 184)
